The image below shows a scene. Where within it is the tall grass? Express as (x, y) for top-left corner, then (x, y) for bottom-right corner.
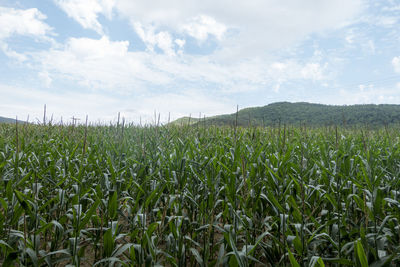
(0, 122), (400, 266)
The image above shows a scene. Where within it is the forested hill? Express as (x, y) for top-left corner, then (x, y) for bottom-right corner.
(176, 102), (400, 127)
(0, 116), (26, 124)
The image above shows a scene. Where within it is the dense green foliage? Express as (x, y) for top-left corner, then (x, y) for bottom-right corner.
(181, 102), (400, 127)
(1, 122), (400, 266)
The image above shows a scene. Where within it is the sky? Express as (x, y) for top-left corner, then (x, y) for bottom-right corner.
(1, 0), (400, 124)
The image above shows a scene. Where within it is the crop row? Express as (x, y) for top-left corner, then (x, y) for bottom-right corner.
(0, 123), (400, 266)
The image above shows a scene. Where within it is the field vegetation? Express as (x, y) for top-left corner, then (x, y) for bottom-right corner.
(0, 121), (400, 266)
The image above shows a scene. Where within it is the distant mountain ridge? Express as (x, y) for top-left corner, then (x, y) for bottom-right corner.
(0, 116), (26, 124)
(173, 102), (400, 127)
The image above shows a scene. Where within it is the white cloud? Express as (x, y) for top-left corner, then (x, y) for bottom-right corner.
(175, 39), (185, 48)
(392, 56), (400, 73)
(133, 23), (175, 56)
(375, 16), (398, 27)
(38, 71), (53, 88)
(68, 35), (128, 59)
(345, 29), (355, 44)
(301, 63), (326, 81)
(33, 36), (172, 91)
(175, 38), (185, 54)
(273, 83), (280, 93)
(1, 2), (349, 120)
(27, 33), (332, 99)
(0, 7), (52, 39)
(55, 0), (115, 34)
(0, 42), (28, 61)
(382, 4), (400, 12)
(2, 1), (357, 99)
(0, 7), (53, 60)
(182, 15), (226, 41)
(267, 60), (328, 85)
(115, 0), (363, 56)
(337, 85), (400, 105)
(366, 39), (375, 54)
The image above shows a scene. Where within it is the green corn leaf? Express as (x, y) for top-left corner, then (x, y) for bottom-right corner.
(79, 198), (100, 230)
(108, 190), (118, 220)
(356, 240), (368, 267)
(288, 250), (300, 267)
(190, 248), (204, 267)
(14, 189), (31, 215)
(103, 228), (114, 258)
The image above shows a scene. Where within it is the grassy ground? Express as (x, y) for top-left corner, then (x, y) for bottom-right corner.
(0, 122), (400, 266)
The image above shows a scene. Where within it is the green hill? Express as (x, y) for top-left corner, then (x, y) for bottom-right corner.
(175, 102), (400, 127)
(0, 116), (26, 124)
(169, 116), (201, 126)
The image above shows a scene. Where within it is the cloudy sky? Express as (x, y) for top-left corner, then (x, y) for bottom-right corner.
(1, 0), (400, 123)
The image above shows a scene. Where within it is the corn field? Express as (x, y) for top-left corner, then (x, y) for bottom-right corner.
(1, 122), (400, 266)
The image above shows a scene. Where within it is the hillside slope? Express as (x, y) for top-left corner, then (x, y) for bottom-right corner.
(0, 116), (26, 124)
(169, 117), (200, 126)
(177, 102), (400, 127)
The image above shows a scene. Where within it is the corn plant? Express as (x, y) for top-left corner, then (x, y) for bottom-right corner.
(1, 122), (400, 266)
